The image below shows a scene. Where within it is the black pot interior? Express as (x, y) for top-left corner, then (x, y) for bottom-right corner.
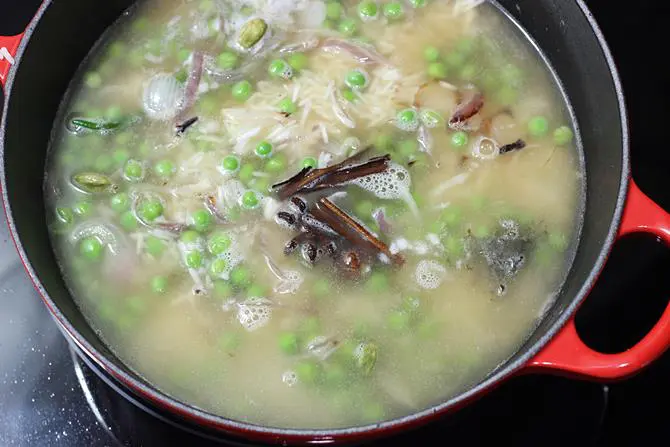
(1, 0), (626, 429)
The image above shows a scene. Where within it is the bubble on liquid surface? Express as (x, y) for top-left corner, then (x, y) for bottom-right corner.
(415, 259), (447, 289)
(237, 297), (272, 331)
(351, 163), (411, 200)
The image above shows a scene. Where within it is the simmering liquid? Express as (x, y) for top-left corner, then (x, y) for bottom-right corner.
(44, 0), (583, 429)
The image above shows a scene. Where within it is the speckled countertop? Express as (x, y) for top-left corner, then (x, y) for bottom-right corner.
(0, 216), (113, 446)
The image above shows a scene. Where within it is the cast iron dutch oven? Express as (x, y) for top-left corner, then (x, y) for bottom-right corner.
(2, 0), (670, 444)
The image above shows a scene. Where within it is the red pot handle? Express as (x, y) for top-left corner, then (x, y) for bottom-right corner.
(529, 179), (670, 380)
(0, 33), (24, 89)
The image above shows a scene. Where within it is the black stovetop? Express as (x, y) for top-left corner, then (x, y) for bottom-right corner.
(2, 1), (670, 446)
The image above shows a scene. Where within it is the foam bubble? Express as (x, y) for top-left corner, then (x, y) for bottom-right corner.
(415, 260), (447, 289)
(352, 163), (411, 200)
(236, 297), (272, 331)
(282, 370), (298, 387)
(211, 234), (244, 281)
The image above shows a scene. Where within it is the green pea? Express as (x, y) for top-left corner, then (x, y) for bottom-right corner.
(154, 159), (175, 178)
(265, 153), (287, 173)
(126, 296), (147, 316)
(246, 283), (267, 298)
(238, 163), (255, 184)
(354, 200), (375, 218)
(322, 19), (335, 29)
(474, 224), (490, 238)
(115, 132), (132, 146)
(198, 95), (218, 114)
(383, 2), (404, 20)
(358, 0), (379, 20)
(132, 17), (149, 32)
(216, 51), (238, 70)
(241, 190), (260, 209)
(268, 59), (293, 80)
(460, 64), (478, 81)
(341, 87), (357, 103)
(209, 258), (228, 276)
(124, 160), (144, 180)
(230, 265), (252, 287)
(80, 237), (103, 261)
(73, 201), (92, 217)
(219, 332), (241, 351)
(278, 98), (297, 114)
(398, 139), (419, 158)
(151, 275), (168, 294)
(548, 232), (569, 251)
(326, 1), (342, 20)
(120, 211), (138, 231)
(249, 177), (270, 194)
(423, 46), (440, 62)
(278, 332), (299, 355)
(185, 250), (204, 269)
(302, 157), (318, 169)
(496, 85), (518, 106)
(443, 234), (465, 258)
(395, 108), (419, 132)
(451, 131), (469, 149)
(528, 116), (550, 138)
(56, 207), (74, 225)
(500, 63), (523, 86)
(255, 141), (273, 158)
(108, 42), (125, 59)
(85, 72), (102, 89)
(470, 195), (488, 211)
(365, 271), (389, 294)
(420, 109), (443, 128)
(231, 80), (253, 102)
(192, 209), (213, 232)
(417, 320), (440, 339)
(444, 51), (466, 68)
(295, 360), (321, 384)
(113, 148), (130, 166)
(208, 232), (232, 255)
(408, 0), (426, 7)
(553, 126), (574, 146)
(94, 154), (114, 172)
(140, 200), (164, 221)
(427, 62), (447, 80)
(374, 133), (394, 151)
(345, 69), (369, 90)
(287, 52), (308, 71)
(177, 48), (191, 64)
(440, 206), (462, 227)
(313, 278), (330, 297)
(362, 402), (385, 422)
(180, 230), (200, 244)
(214, 280), (235, 299)
(145, 236), (166, 257)
(324, 363), (346, 386)
(338, 18), (357, 36)
(222, 155), (240, 173)
(387, 310), (411, 331)
(299, 316), (321, 336)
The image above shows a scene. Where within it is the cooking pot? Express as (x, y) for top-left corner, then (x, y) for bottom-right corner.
(2, 0), (670, 444)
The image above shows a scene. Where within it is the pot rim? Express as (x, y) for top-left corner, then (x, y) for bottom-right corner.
(0, 0), (630, 442)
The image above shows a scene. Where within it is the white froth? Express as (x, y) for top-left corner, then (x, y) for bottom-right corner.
(237, 297), (272, 331)
(351, 163), (412, 200)
(415, 260), (447, 289)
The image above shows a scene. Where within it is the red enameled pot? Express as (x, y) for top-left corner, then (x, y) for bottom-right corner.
(2, 0), (670, 444)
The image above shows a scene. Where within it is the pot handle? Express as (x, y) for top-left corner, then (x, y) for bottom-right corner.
(0, 33), (24, 89)
(529, 179), (670, 380)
